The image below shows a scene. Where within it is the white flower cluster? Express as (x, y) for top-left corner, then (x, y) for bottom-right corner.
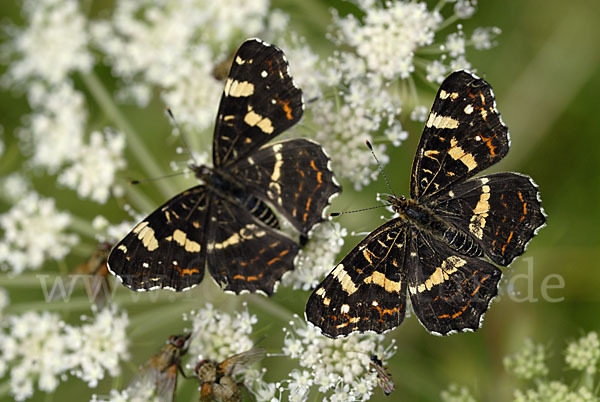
(64, 306), (130, 387)
(440, 383), (478, 402)
(565, 332), (600, 375)
(310, 97), (393, 190)
(0, 306), (129, 401)
(333, 2), (442, 80)
(4, 0), (127, 204)
(20, 82), (86, 173)
(514, 381), (598, 402)
(0, 192), (78, 275)
(3, 0), (92, 86)
(503, 338), (549, 380)
(184, 302), (258, 363)
(277, 316), (396, 402)
(282, 222), (347, 291)
(92, 0), (273, 131)
(57, 129), (127, 203)
(91, 386), (159, 402)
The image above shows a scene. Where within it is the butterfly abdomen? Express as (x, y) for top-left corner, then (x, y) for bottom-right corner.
(206, 167), (280, 229)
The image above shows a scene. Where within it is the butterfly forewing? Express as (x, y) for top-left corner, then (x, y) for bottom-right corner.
(206, 196), (299, 295)
(430, 172), (546, 266)
(306, 220), (408, 338)
(213, 39), (303, 167)
(407, 231), (502, 335)
(108, 186), (208, 291)
(411, 70), (510, 200)
(233, 138), (341, 236)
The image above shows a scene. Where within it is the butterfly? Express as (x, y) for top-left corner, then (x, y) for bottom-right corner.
(195, 348), (266, 402)
(128, 333), (190, 402)
(305, 70), (546, 337)
(108, 39), (340, 295)
(369, 354), (394, 396)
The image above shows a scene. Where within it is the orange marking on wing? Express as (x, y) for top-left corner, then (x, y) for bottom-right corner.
(175, 267), (200, 276)
(232, 273), (264, 281)
(518, 191), (524, 202)
(438, 299), (471, 319)
(305, 197), (312, 211)
(279, 249), (289, 257)
(478, 134), (497, 157)
(373, 305), (400, 323)
(523, 202), (528, 215)
(471, 284), (481, 296)
(278, 99), (293, 120)
(310, 160), (318, 171)
(303, 212), (309, 222)
(316, 171), (323, 184)
(502, 231), (515, 254)
(266, 257), (281, 266)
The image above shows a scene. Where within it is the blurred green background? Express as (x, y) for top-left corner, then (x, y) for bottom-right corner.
(1, 0), (600, 401)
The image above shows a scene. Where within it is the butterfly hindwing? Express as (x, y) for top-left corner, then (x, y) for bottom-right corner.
(213, 39), (303, 167)
(306, 220), (408, 338)
(411, 70), (510, 200)
(430, 172), (546, 266)
(107, 186), (208, 291)
(408, 232), (502, 335)
(233, 138), (341, 236)
(205, 196), (299, 295)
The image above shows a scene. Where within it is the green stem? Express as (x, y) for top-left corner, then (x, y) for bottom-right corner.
(249, 294), (295, 323)
(69, 214), (98, 239)
(434, 0), (449, 13)
(80, 71), (175, 199)
(437, 14), (460, 32)
(0, 274), (49, 287)
(128, 299), (199, 337)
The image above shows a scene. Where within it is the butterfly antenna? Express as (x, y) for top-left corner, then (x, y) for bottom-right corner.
(365, 140), (397, 197)
(166, 107), (198, 166)
(329, 203), (390, 217)
(129, 171), (188, 185)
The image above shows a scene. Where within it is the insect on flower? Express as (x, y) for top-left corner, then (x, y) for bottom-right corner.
(195, 348), (266, 402)
(73, 242), (112, 308)
(51, 242), (112, 308)
(129, 333), (191, 402)
(370, 354), (394, 396)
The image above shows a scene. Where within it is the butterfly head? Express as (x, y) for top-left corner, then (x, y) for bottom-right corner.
(386, 195), (408, 213)
(191, 164), (212, 182)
